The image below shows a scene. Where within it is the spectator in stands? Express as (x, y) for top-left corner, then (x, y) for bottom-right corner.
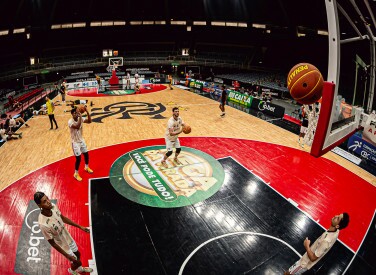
(0, 123), (22, 141)
(8, 96), (22, 110)
(266, 93), (273, 102)
(8, 114), (30, 130)
(46, 97), (58, 130)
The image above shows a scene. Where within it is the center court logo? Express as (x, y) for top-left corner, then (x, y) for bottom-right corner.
(109, 146), (225, 208)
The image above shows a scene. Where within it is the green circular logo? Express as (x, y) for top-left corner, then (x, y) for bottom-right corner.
(109, 146), (225, 208)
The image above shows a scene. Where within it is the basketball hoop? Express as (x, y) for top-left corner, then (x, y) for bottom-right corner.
(303, 103), (321, 146)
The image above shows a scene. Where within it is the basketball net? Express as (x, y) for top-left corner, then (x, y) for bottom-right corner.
(303, 103), (321, 146)
(106, 61), (119, 73)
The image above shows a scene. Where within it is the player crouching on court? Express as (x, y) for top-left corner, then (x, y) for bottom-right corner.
(34, 192), (93, 275)
(68, 106), (93, 181)
(161, 107), (185, 168)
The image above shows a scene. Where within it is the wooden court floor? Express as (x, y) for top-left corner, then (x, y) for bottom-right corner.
(0, 86), (374, 191)
(1, 85), (376, 274)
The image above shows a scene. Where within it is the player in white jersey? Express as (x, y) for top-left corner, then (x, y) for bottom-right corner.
(161, 107), (186, 168)
(125, 72), (131, 89)
(34, 192), (93, 275)
(284, 213), (349, 274)
(134, 73), (140, 86)
(68, 106), (93, 181)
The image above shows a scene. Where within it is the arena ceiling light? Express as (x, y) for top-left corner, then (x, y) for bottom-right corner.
(155, 21), (166, 25)
(238, 23), (247, 28)
(101, 21), (114, 26)
(143, 21), (154, 25)
(130, 21), (142, 25)
(226, 22), (238, 27)
(193, 21), (206, 26)
(171, 21), (186, 25)
(51, 24), (61, 29)
(113, 21), (126, 26)
(72, 22), (86, 28)
(318, 29), (329, 35)
(90, 22), (102, 27)
(0, 30), (9, 36)
(252, 23), (266, 29)
(61, 24), (73, 29)
(211, 21), (226, 26)
(13, 28), (25, 34)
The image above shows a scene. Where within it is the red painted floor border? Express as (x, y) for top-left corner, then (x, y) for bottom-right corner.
(1, 137), (375, 274)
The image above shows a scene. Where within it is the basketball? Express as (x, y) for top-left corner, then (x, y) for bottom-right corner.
(77, 104), (86, 114)
(287, 63), (324, 105)
(183, 125), (191, 134)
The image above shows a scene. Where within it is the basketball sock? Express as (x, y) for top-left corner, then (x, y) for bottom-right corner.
(75, 170), (78, 174)
(85, 164), (88, 168)
(76, 266), (83, 272)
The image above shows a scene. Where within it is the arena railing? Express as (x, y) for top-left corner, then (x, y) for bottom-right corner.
(0, 52), (250, 82)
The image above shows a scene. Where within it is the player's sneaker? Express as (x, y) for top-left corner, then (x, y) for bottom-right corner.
(220, 113), (225, 117)
(81, 267), (93, 273)
(160, 161), (168, 168)
(84, 167), (93, 174)
(74, 173), (82, 181)
(174, 158), (182, 165)
(68, 268), (79, 275)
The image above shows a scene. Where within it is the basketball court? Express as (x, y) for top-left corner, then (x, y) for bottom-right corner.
(0, 79), (375, 274)
(1, 1), (376, 274)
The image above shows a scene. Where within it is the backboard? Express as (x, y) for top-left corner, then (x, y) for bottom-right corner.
(109, 57), (123, 67)
(310, 0), (374, 157)
(107, 57), (124, 72)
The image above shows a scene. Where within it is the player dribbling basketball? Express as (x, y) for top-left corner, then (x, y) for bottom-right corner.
(161, 107), (186, 168)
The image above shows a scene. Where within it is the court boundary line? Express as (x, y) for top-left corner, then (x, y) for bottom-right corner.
(342, 210), (376, 274)
(88, 179), (98, 275)
(1, 136), (374, 196)
(228, 155), (356, 254)
(178, 231), (302, 275)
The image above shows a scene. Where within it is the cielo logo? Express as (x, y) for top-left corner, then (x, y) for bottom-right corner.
(110, 146), (225, 208)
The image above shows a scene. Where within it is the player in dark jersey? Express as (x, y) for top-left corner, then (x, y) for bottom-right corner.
(219, 85), (227, 117)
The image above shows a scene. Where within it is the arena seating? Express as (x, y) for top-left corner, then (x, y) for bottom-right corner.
(217, 72), (288, 92)
(4, 87), (44, 111)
